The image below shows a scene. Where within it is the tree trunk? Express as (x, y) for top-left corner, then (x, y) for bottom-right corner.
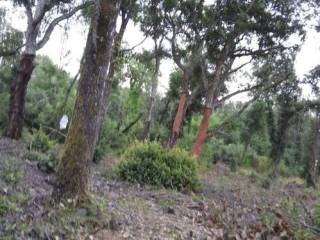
(53, 0), (120, 203)
(307, 116), (320, 188)
(4, 54), (35, 139)
(141, 43), (161, 141)
(271, 105), (294, 178)
(167, 71), (190, 148)
(192, 107), (213, 158)
(192, 61), (224, 159)
(167, 91), (188, 147)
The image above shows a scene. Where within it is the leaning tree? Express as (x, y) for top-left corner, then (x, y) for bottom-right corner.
(191, 0), (305, 158)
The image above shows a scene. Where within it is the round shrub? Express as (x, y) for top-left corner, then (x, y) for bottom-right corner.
(116, 142), (199, 192)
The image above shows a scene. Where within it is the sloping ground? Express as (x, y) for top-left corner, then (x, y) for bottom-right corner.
(0, 137), (319, 240)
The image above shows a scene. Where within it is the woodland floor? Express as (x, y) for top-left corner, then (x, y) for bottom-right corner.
(0, 137), (320, 240)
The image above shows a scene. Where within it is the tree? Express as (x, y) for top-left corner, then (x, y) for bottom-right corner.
(0, 7), (23, 131)
(140, 39), (163, 140)
(4, 0), (91, 139)
(165, 0), (207, 148)
(240, 101), (269, 162)
(192, 0), (304, 158)
(138, 0), (167, 140)
(25, 56), (76, 131)
(53, 0), (120, 203)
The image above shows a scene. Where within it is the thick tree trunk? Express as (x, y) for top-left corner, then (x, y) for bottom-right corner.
(5, 54), (35, 139)
(141, 45), (161, 141)
(167, 71), (190, 148)
(167, 91), (188, 148)
(192, 107), (212, 158)
(53, 0), (120, 203)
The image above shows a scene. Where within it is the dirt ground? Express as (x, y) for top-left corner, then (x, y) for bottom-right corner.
(0, 137), (319, 240)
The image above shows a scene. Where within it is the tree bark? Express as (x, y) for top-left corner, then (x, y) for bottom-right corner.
(167, 71), (190, 148)
(307, 116), (320, 188)
(53, 0), (120, 203)
(167, 91), (188, 147)
(4, 54), (35, 139)
(192, 62), (224, 159)
(191, 40), (232, 159)
(192, 107), (213, 158)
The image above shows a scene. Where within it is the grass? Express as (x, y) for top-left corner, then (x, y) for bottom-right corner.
(1, 158), (23, 186)
(118, 196), (149, 213)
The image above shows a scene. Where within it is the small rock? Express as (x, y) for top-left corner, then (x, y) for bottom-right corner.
(123, 232), (130, 239)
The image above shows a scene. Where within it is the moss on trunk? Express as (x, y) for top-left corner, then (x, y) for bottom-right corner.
(53, 0), (120, 203)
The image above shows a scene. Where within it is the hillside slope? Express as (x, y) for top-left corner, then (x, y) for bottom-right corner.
(0, 138), (319, 240)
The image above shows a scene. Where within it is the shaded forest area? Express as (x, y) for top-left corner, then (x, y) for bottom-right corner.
(1, 0), (320, 239)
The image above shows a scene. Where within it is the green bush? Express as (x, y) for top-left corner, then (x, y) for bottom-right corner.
(116, 142), (199, 192)
(212, 144), (245, 171)
(1, 158), (22, 186)
(24, 144), (61, 173)
(24, 128), (56, 152)
(278, 160), (291, 177)
(94, 119), (129, 163)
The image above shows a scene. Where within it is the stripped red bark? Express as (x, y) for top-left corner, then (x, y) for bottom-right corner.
(167, 90), (188, 148)
(192, 107), (213, 158)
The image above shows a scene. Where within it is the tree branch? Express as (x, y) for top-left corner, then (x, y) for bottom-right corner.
(121, 112), (144, 133)
(207, 75), (290, 139)
(166, 23), (185, 71)
(227, 58), (253, 75)
(214, 82), (264, 107)
(22, 0), (33, 23)
(33, 0), (49, 27)
(207, 96), (258, 138)
(36, 1), (93, 50)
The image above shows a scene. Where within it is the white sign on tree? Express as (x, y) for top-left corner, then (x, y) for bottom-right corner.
(59, 115), (69, 130)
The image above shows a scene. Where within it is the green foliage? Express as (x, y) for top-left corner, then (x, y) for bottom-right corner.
(116, 142), (199, 191)
(1, 158), (22, 186)
(278, 160), (291, 177)
(0, 55), (75, 136)
(94, 119), (129, 162)
(212, 144), (244, 171)
(26, 56), (76, 130)
(24, 145), (61, 173)
(23, 128), (61, 172)
(0, 195), (17, 216)
(313, 203), (320, 227)
(24, 128), (56, 153)
(294, 229), (314, 240)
